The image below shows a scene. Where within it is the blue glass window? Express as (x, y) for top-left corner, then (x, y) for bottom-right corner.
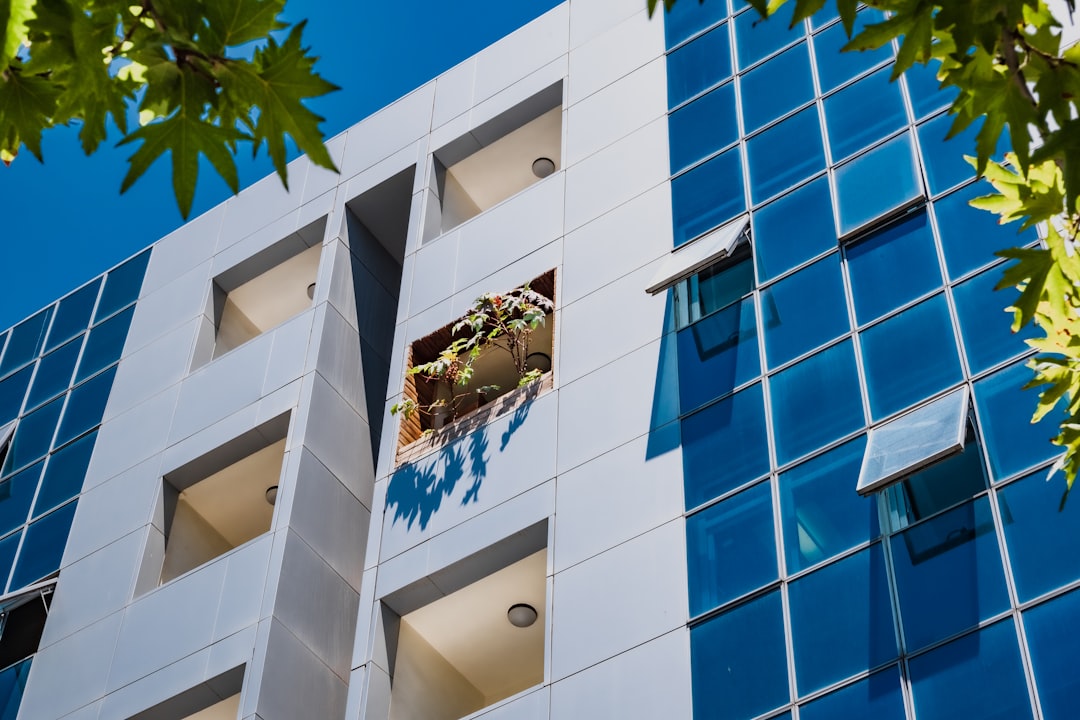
(813, 8), (892, 92)
(694, 253), (754, 318)
(908, 619), (1032, 720)
(918, 113), (1008, 197)
(975, 361), (1061, 481)
(740, 42), (814, 134)
(789, 544), (896, 695)
(753, 177), (836, 282)
(34, 431), (96, 518)
(673, 148), (746, 246)
(891, 497), (1009, 651)
(771, 339), (863, 466)
(1024, 587), (1080, 720)
(669, 82), (738, 173)
(999, 471), (1080, 602)
(687, 480), (777, 615)
(905, 60), (958, 120)
(664, 0), (728, 49)
(953, 267), (1034, 375)
(779, 436), (877, 573)
(678, 298), (759, 413)
(44, 280), (100, 353)
(0, 531), (20, 593)
(691, 591), (789, 720)
(886, 439), (987, 527)
(835, 132), (922, 236)
(824, 66), (907, 162)
(762, 255), (848, 368)
(24, 337), (82, 412)
(747, 107), (825, 205)
(95, 250), (149, 323)
(860, 295), (962, 420)
(3, 397), (62, 475)
(683, 383), (769, 508)
(845, 210), (941, 326)
(934, 182), (1035, 280)
(734, 7), (804, 70)
(0, 462), (41, 539)
(10, 500), (77, 588)
(0, 656), (31, 719)
(55, 366), (116, 448)
(667, 25), (732, 107)
(799, 668), (906, 720)
(0, 309), (52, 379)
(77, 306), (134, 383)
(0, 366), (33, 426)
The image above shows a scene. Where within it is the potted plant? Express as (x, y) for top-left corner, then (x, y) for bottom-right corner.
(391, 283), (553, 430)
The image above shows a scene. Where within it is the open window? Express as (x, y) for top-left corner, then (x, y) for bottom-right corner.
(198, 217), (326, 366)
(381, 523), (547, 720)
(159, 415), (288, 584)
(0, 580), (53, 713)
(0, 421), (14, 475)
(424, 83), (563, 241)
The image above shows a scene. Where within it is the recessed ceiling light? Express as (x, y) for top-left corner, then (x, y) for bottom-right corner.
(507, 603), (538, 628)
(265, 486), (278, 506)
(306, 283), (316, 300)
(532, 157), (556, 178)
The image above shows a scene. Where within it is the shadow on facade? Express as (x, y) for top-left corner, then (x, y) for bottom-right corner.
(647, 293), (681, 460)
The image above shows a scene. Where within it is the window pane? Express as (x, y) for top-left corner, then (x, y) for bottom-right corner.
(934, 183), (1036, 280)
(904, 59), (957, 120)
(76, 306), (134, 383)
(678, 298), (760, 413)
(673, 148), (746, 246)
(44, 279), (99, 353)
(0, 309), (52, 379)
(664, 1), (728, 49)
(754, 177), (837, 282)
(799, 667), (906, 720)
(734, 7), (804, 70)
(55, 366), (116, 448)
(835, 132), (922, 237)
(813, 9), (891, 92)
(34, 431), (96, 518)
(0, 655), (31, 720)
(883, 438), (988, 530)
(918, 113), (1006, 197)
(860, 295), (962, 420)
(747, 107), (825, 205)
(669, 82), (738, 172)
(0, 462), (41, 539)
(95, 250), (149, 322)
(953, 266), (1035, 374)
(975, 361), (1061, 481)
(846, 210), (941, 326)
(24, 337), (82, 412)
(0, 531), (20, 592)
(780, 436), (877, 572)
(762, 255), (848, 369)
(688, 480), (777, 615)
(3, 397), (62, 474)
(0, 366), (33, 427)
(891, 497), (1009, 651)
(694, 255), (754, 318)
(824, 66), (907, 162)
(10, 500), (77, 588)
(999, 470), (1080, 602)
(789, 544), (896, 695)
(740, 42), (814, 134)
(667, 24), (732, 107)
(683, 383), (769, 508)
(691, 591), (789, 720)
(771, 340), (864, 466)
(908, 619), (1032, 720)
(1024, 587), (1080, 720)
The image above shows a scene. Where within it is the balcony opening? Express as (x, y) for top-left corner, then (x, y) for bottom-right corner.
(127, 665), (244, 720)
(424, 82), (563, 241)
(159, 414), (289, 584)
(197, 217), (327, 366)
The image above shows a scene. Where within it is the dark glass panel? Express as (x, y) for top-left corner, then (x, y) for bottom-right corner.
(10, 500), (77, 588)
(747, 107), (825, 205)
(753, 177), (837, 282)
(0, 462), (41, 540)
(905, 59), (958, 120)
(975, 360), (1061, 481)
(44, 279), (99, 353)
(664, 0), (728, 49)
(678, 298), (759, 413)
(0, 310), (52, 379)
(934, 182), (1036, 280)
(813, 8), (891, 92)
(999, 470), (1080, 602)
(740, 42), (814, 133)
(1024, 587), (1080, 720)
(76, 306), (134, 383)
(34, 431), (96, 518)
(0, 367), (33, 427)
(95, 250), (149, 322)
(824, 66), (906, 162)
(734, 6), (804, 70)
(24, 338), (82, 412)
(918, 112), (1008, 197)
(0, 656), (32, 720)
(3, 398), (62, 475)
(667, 25), (733, 107)
(669, 82), (738, 172)
(953, 266), (1035, 374)
(672, 148), (746, 246)
(762, 255), (848, 369)
(799, 668), (906, 720)
(55, 366), (116, 448)
(834, 132), (922, 236)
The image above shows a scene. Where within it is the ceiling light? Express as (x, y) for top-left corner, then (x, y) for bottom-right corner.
(306, 283), (316, 300)
(507, 603), (537, 628)
(265, 486), (278, 506)
(532, 157), (556, 179)
(525, 352), (552, 373)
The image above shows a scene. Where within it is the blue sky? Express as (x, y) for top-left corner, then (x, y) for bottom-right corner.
(0, 0), (564, 330)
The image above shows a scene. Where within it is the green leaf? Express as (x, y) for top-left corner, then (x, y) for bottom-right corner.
(202, 0), (285, 53)
(0, 69), (59, 161)
(0, 0), (34, 69)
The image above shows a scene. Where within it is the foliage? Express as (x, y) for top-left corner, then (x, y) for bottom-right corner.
(391, 284), (553, 427)
(650, 0), (1080, 490)
(0, 0), (338, 218)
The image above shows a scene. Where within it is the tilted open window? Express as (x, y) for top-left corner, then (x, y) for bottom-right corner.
(0, 422), (14, 475)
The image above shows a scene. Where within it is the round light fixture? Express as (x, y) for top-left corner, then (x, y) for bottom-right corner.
(531, 157), (556, 179)
(525, 352), (552, 374)
(265, 486), (278, 506)
(306, 282), (317, 300)
(507, 603), (538, 628)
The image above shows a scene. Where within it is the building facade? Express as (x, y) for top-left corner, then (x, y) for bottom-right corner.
(0, 1), (1076, 719)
